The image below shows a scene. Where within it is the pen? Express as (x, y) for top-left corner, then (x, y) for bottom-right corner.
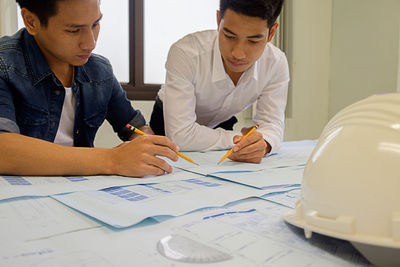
(217, 123), (260, 164)
(126, 124), (199, 166)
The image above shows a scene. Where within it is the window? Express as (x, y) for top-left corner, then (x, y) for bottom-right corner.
(126, 0), (219, 100)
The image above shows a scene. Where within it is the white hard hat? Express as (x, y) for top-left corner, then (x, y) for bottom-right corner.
(284, 93), (400, 266)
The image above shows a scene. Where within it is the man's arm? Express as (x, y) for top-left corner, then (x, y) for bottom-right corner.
(253, 51), (289, 155)
(0, 132), (178, 177)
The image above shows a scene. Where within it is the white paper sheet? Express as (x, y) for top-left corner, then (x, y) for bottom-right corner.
(0, 197), (101, 245)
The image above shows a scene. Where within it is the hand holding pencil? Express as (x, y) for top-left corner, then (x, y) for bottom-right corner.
(126, 124), (199, 166)
(218, 123), (269, 164)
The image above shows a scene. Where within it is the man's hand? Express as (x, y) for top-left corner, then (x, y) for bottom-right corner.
(110, 135), (179, 177)
(228, 127), (271, 163)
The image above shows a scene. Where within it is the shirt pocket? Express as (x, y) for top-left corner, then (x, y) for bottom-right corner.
(82, 110), (107, 146)
(83, 110), (106, 128)
(16, 102), (49, 138)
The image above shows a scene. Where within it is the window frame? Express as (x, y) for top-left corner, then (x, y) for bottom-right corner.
(122, 0), (159, 100)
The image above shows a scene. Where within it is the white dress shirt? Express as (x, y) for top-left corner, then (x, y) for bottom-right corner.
(158, 30), (289, 153)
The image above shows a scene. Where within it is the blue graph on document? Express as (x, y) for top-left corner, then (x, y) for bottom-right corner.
(2, 176), (32, 186)
(102, 187), (148, 202)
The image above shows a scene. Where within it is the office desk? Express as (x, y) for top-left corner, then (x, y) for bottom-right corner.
(0, 141), (371, 266)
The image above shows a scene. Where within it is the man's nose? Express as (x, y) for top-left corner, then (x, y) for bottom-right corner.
(80, 29), (96, 51)
(231, 42), (246, 59)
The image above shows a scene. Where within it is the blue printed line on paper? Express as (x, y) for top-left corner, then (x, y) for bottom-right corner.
(203, 208), (256, 220)
(183, 178), (221, 188)
(64, 176), (88, 182)
(211, 170), (263, 174)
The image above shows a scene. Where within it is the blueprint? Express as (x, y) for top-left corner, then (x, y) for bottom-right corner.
(261, 187), (302, 208)
(0, 140), (316, 201)
(170, 140), (317, 189)
(0, 168), (191, 201)
(0, 199), (371, 267)
(0, 197), (100, 245)
(52, 174), (296, 228)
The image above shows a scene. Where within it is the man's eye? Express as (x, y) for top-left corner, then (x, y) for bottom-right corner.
(66, 29), (80, 33)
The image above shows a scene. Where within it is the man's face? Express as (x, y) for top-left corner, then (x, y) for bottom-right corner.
(217, 9), (277, 80)
(33, 0), (102, 68)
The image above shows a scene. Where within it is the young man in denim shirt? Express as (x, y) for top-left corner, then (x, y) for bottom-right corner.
(0, 0), (179, 177)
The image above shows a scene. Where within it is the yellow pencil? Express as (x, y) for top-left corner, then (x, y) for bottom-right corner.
(217, 123), (260, 164)
(126, 124), (199, 166)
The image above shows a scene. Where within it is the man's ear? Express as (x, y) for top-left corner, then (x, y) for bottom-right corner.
(267, 22), (279, 42)
(21, 8), (41, 35)
(216, 10), (221, 30)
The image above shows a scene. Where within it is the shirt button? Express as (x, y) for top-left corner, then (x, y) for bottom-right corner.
(76, 130), (80, 135)
(55, 90), (61, 95)
(51, 121), (56, 128)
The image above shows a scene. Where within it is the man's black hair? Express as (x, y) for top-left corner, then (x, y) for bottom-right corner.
(15, 0), (64, 27)
(219, 0), (284, 29)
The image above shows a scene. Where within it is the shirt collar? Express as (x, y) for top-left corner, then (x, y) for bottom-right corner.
(244, 59), (259, 81)
(22, 29), (53, 86)
(75, 64), (91, 84)
(211, 36), (228, 83)
(211, 33), (260, 84)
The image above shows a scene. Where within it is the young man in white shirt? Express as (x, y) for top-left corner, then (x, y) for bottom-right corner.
(150, 0), (288, 163)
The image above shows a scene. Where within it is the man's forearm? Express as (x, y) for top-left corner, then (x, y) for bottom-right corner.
(0, 133), (113, 176)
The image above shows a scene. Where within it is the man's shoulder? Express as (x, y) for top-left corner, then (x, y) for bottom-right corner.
(172, 30), (217, 55)
(258, 43), (288, 70)
(0, 30), (25, 64)
(0, 29), (24, 49)
(263, 43), (287, 61)
(83, 53), (114, 81)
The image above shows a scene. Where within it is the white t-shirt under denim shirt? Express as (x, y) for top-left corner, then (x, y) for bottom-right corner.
(157, 30), (289, 153)
(54, 87), (75, 146)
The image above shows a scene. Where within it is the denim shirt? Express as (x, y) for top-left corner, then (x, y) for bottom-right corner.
(0, 29), (145, 147)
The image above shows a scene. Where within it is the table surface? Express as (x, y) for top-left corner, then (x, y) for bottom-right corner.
(0, 141), (372, 266)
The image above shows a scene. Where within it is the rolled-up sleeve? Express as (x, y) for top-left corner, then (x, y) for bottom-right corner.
(106, 76), (146, 141)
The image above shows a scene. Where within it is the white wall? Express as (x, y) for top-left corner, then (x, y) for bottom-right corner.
(0, 0), (17, 36)
(329, 0), (400, 117)
(284, 0), (400, 141)
(284, 0), (333, 141)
